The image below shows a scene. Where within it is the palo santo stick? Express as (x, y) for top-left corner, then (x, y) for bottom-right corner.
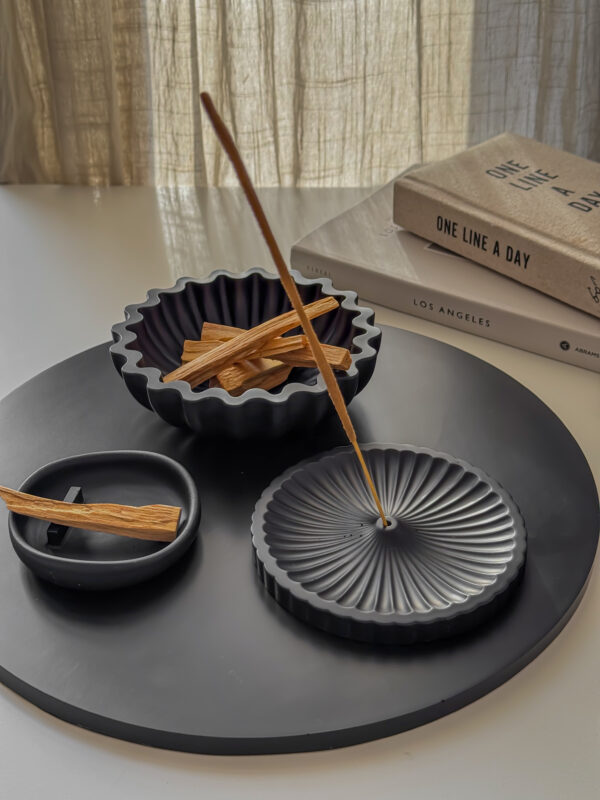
(227, 362), (292, 396)
(181, 340), (219, 361)
(186, 339), (350, 370)
(196, 328), (306, 352)
(193, 324), (351, 370)
(0, 486), (180, 542)
(200, 322), (254, 342)
(277, 343), (351, 371)
(256, 335), (307, 359)
(164, 296), (338, 388)
(181, 333), (306, 363)
(246, 364), (292, 393)
(200, 91), (388, 527)
(217, 357), (286, 393)
(200, 322), (306, 348)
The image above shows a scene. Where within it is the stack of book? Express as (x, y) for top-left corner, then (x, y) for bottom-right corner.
(290, 133), (599, 373)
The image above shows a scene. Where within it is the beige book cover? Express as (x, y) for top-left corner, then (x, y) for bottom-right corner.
(393, 133), (600, 319)
(291, 180), (600, 373)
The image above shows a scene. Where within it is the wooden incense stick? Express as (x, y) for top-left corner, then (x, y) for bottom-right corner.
(0, 485), (180, 542)
(200, 91), (388, 527)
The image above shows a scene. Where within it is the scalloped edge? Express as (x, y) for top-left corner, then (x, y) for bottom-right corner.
(110, 267), (381, 410)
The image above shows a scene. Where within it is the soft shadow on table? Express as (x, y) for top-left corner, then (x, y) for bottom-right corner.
(17, 397), (374, 630)
(21, 538), (201, 624)
(153, 408), (357, 497)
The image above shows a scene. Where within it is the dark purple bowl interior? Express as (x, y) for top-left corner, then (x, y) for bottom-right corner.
(125, 272), (362, 392)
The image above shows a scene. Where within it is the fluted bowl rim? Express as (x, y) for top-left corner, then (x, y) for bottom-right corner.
(110, 267), (381, 408)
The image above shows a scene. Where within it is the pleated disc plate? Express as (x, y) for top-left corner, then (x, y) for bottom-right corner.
(252, 443), (527, 644)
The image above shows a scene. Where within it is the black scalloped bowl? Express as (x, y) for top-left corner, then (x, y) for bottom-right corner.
(110, 268), (381, 437)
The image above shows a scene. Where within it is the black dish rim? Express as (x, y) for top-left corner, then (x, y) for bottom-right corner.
(8, 450), (200, 572)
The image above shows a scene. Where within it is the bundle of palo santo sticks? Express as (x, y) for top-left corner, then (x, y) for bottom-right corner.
(163, 296), (352, 396)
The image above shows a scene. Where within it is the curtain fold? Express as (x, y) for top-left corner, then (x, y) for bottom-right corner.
(1, 0), (599, 186)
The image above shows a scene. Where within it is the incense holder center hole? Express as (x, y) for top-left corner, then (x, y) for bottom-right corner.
(376, 516), (398, 532)
(374, 515), (419, 547)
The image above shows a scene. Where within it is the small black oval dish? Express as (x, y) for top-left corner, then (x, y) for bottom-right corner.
(8, 451), (200, 591)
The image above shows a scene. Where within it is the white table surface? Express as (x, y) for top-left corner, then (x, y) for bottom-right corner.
(0, 186), (598, 800)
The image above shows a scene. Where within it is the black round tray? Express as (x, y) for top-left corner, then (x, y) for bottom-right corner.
(252, 443), (527, 644)
(0, 325), (597, 755)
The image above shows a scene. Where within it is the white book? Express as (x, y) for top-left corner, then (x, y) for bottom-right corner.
(290, 180), (600, 373)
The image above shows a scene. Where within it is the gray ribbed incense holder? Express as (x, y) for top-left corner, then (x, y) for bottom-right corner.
(252, 443), (527, 644)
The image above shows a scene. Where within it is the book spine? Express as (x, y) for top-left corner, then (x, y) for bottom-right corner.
(393, 179), (600, 319)
(290, 246), (600, 374)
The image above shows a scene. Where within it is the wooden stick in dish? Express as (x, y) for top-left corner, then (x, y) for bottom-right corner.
(199, 322), (245, 341)
(191, 325), (352, 370)
(0, 486), (180, 542)
(187, 340), (350, 371)
(220, 360), (293, 396)
(208, 362), (293, 394)
(181, 340), (219, 361)
(199, 91), (388, 527)
(193, 353), (294, 394)
(196, 329), (306, 352)
(277, 343), (352, 371)
(217, 358), (288, 394)
(246, 335), (307, 359)
(163, 296), (338, 388)
(180, 333), (306, 363)
(245, 365), (292, 393)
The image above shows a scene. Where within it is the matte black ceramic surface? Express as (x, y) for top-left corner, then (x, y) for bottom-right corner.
(110, 268), (381, 437)
(252, 444), (527, 644)
(8, 451), (200, 590)
(0, 327), (597, 754)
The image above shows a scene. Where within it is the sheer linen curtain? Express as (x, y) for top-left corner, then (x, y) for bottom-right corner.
(1, 0), (599, 187)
